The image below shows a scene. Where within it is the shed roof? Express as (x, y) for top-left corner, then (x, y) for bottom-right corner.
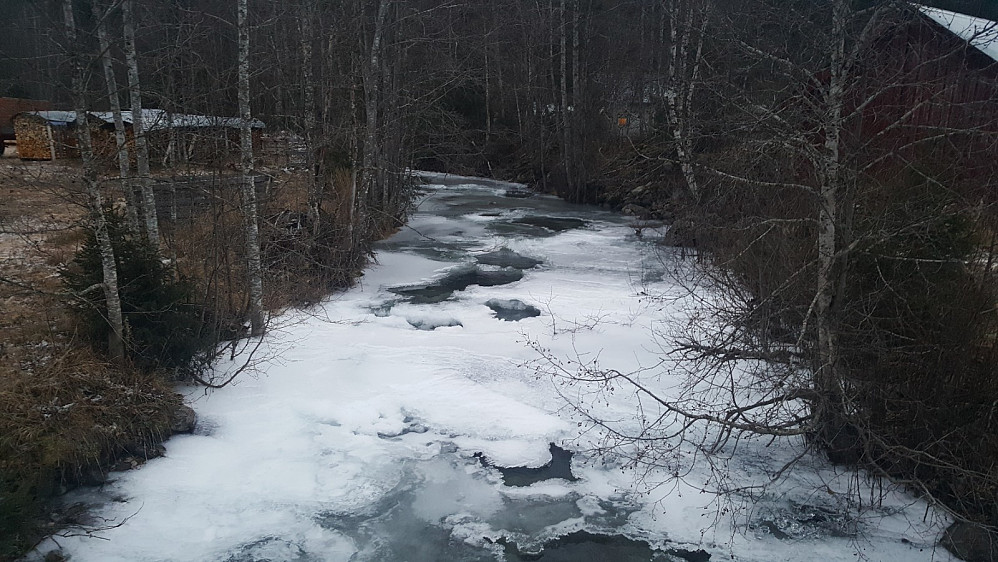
(24, 111), (78, 125)
(19, 109), (265, 130)
(917, 5), (998, 63)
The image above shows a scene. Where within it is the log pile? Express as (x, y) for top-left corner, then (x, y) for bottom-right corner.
(12, 114), (54, 160)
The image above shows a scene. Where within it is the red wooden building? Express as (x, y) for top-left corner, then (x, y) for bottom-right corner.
(854, 5), (998, 197)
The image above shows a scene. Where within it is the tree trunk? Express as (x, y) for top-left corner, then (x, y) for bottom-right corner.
(238, 0), (265, 337)
(814, 0), (849, 441)
(300, 1), (321, 235)
(559, 0), (572, 196)
(664, 0), (701, 201)
(347, 61), (359, 240)
(123, 0), (159, 247)
(63, 0), (125, 362)
(359, 0), (390, 240)
(571, 0), (582, 199)
(92, 0), (139, 231)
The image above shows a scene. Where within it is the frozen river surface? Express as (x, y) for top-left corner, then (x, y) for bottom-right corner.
(39, 174), (954, 561)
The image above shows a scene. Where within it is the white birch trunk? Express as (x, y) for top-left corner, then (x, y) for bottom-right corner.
(123, 0), (159, 247)
(63, 0), (125, 362)
(814, 0), (849, 432)
(238, 0), (265, 337)
(664, 0), (701, 201)
(92, 0), (139, 231)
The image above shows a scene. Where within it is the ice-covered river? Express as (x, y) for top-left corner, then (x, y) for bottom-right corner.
(37, 174), (954, 561)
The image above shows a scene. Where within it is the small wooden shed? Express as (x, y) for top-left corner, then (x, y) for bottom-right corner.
(87, 110), (266, 165)
(857, 5), (998, 187)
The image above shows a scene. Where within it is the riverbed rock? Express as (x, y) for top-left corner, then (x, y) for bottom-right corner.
(43, 550), (67, 562)
(485, 298), (541, 321)
(170, 405), (197, 434)
(621, 203), (651, 218)
(476, 248), (542, 270)
(941, 521), (998, 562)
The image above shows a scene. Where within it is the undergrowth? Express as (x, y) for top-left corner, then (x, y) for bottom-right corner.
(0, 346), (179, 560)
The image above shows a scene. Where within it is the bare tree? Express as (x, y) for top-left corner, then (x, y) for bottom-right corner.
(63, 0), (125, 362)
(123, 0), (159, 247)
(92, 0), (140, 231)
(358, 0), (391, 241)
(238, 0), (265, 337)
(559, 0), (571, 194)
(299, 0), (321, 235)
(542, 0), (998, 533)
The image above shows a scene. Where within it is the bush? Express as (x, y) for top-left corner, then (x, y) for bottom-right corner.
(61, 210), (214, 376)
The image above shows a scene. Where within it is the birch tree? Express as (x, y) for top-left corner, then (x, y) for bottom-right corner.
(63, 0), (125, 362)
(661, 0), (709, 201)
(123, 0), (159, 247)
(357, 0), (391, 241)
(238, 0), (265, 337)
(92, 0), (139, 231)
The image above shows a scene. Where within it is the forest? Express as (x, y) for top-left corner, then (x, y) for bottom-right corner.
(1, 0), (997, 560)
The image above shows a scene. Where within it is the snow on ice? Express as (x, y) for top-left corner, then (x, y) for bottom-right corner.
(34, 173), (955, 562)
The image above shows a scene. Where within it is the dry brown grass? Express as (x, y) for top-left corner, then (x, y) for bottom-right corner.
(0, 345), (180, 559)
(0, 162), (86, 354)
(168, 168), (365, 321)
(0, 161), (181, 560)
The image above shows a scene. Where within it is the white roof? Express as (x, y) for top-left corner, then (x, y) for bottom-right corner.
(91, 109), (266, 130)
(25, 110), (78, 124)
(918, 5), (998, 63)
(23, 109), (265, 130)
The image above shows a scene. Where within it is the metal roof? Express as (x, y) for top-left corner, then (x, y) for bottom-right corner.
(24, 110), (78, 125)
(20, 109), (265, 130)
(917, 5), (998, 63)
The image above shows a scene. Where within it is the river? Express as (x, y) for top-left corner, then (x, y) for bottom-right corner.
(31, 173), (953, 561)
